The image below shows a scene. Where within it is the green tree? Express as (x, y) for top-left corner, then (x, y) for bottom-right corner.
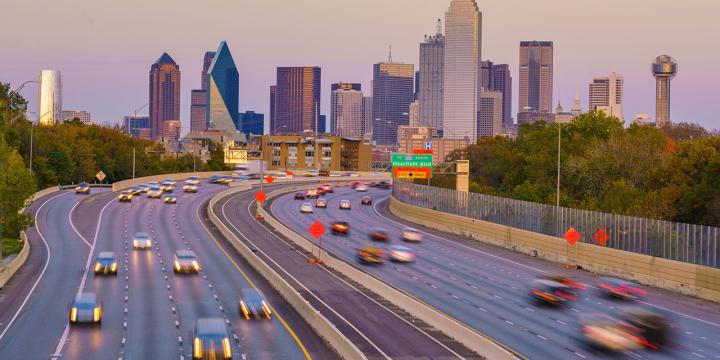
(0, 138), (36, 237)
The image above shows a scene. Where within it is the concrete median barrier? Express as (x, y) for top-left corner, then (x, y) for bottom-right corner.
(258, 186), (520, 360)
(389, 197), (720, 303)
(111, 171), (235, 192)
(0, 231), (31, 289)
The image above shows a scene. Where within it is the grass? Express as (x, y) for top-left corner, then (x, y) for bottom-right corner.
(1, 237), (23, 258)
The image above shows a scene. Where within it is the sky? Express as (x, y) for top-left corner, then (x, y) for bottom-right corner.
(2, 0), (719, 131)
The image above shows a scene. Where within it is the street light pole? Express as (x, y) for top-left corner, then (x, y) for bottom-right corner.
(132, 148), (136, 179)
(556, 123), (561, 235)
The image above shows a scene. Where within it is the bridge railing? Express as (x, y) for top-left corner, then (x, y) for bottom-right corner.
(393, 181), (720, 269)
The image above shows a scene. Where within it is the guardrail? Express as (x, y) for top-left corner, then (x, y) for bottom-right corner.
(259, 185), (519, 359)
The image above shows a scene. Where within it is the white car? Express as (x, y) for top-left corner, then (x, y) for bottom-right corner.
(186, 176), (200, 185)
(355, 184), (368, 192)
(339, 200), (352, 210)
(147, 187), (163, 198)
(133, 232), (152, 249)
(300, 202), (314, 213)
(388, 245), (416, 263)
(402, 227), (423, 242)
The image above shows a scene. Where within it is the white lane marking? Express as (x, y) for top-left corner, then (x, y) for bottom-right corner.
(693, 352), (706, 358)
(373, 196), (720, 329)
(52, 196), (115, 358)
(575, 352), (586, 358)
(0, 192), (69, 343)
(536, 334), (547, 340)
(67, 201), (92, 247)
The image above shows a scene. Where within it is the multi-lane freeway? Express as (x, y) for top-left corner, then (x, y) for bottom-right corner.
(0, 183), (333, 359)
(269, 184), (720, 360)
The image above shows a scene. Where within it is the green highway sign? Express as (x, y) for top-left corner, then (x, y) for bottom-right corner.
(391, 154), (433, 178)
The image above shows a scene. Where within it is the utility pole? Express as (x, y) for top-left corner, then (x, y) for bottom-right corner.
(132, 148), (136, 179)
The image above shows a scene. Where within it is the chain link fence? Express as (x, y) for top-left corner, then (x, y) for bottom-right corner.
(393, 181), (719, 269)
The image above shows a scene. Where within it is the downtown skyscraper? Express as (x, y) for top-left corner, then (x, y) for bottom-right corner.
(443, 0), (482, 140)
(652, 55), (677, 127)
(38, 70), (62, 126)
(518, 41), (553, 123)
(418, 19), (445, 133)
(372, 62), (415, 145)
(330, 82), (365, 137)
(206, 41), (239, 133)
(149, 53), (180, 140)
(273, 67), (321, 134)
(479, 60), (512, 128)
(588, 72), (624, 120)
(190, 51), (215, 132)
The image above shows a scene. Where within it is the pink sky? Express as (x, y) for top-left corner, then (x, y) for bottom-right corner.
(2, 0), (718, 131)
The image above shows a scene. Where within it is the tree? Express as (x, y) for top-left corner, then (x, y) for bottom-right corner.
(0, 138), (36, 238)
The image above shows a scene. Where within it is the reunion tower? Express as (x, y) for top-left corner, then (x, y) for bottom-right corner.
(652, 55), (677, 127)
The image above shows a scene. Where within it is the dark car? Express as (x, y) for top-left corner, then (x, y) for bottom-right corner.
(357, 246), (386, 265)
(294, 192), (306, 200)
(619, 308), (672, 350)
(369, 228), (389, 242)
(376, 181), (391, 189)
(93, 252), (118, 275)
(598, 277), (645, 301)
(238, 288), (272, 320)
(69, 293), (101, 324)
(192, 318), (232, 359)
(361, 195), (372, 205)
(529, 279), (576, 305)
(208, 175), (223, 184)
(331, 221), (350, 235)
(368, 181), (378, 188)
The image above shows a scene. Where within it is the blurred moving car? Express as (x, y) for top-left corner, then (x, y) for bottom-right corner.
(94, 252), (118, 275)
(320, 184), (334, 193)
(331, 221), (350, 235)
(315, 197), (328, 208)
(580, 314), (644, 352)
(238, 288), (272, 320)
(369, 228), (389, 242)
(162, 194), (177, 204)
(401, 227), (423, 242)
(368, 181), (378, 188)
(329, 171), (342, 177)
(544, 275), (585, 290)
(69, 293), (101, 324)
(619, 308), (672, 350)
(219, 175), (233, 184)
(130, 186), (143, 195)
(529, 279), (576, 305)
(160, 181), (175, 193)
(183, 184), (199, 193)
(355, 184), (368, 192)
(209, 175), (223, 184)
(351, 181), (361, 189)
(137, 184), (149, 193)
(294, 192), (306, 200)
(186, 176), (200, 185)
(192, 318), (233, 359)
(174, 250), (200, 274)
(339, 199), (352, 210)
(598, 277), (645, 301)
(305, 170), (319, 177)
(75, 182), (90, 194)
(376, 181), (391, 189)
(300, 202), (314, 213)
(118, 190), (133, 202)
(388, 245), (416, 263)
(357, 246), (386, 265)
(132, 232), (152, 249)
(147, 186), (163, 198)
(162, 178), (176, 185)
(305, 189), (319, 199)
(361, 195), (373, 205)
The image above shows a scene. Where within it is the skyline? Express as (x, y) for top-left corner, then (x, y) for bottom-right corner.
(3, 0), (719, 131)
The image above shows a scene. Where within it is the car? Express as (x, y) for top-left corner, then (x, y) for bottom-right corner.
(186, 176), (200, 185)
(544, 275), (585, 290)
(351, 181), (362, 189)
(329, 171), (342, 177)
(69, 293), (101, 324)
(376, 181), (391, 189)
(304, 170), (319, 177)
(305, 189), (319, 199)
(238, 288), (272, 320)
(368, 181), (378, 188)
(339, 200), (352, 210)
(192, 318), (233, 359)
(315, 198), (328, 208)
(132, 232), (152, 249)
(300, 202), (314, 214)
(130, 186), (143, 195)
(183, 184), (199, 193)
(294, 192), (306, 200)
(579, 313), (644, 352)
(349, 173), (360, 178)
(316, 187), (327, 196)
(136, 184), (149, 193)
(94, 251), (118, 275)
(160, 182), (175, 193)
(598, 277), (645, 301)
(357, 246), (386, 265)
(209, 175), (223, 184)
(331, 221), (350, 235)
(361, 195), (372, 205)
(355, 184), (368, 192)
(619, 308), (672, 350)
(146, 181), (160, 188)
(369, 228), (389, 242)
(162, 194), (177, 204)
(388, 245), (416, 262)
(147, 186), (163, 198)
(320, 184), (334, 193)
(529, 279), (576, 305)
(219, 175), (233, 184)
(75, 182), (90, 194)
(174, 250), (200, 274)
(319, 169), (330, 177)
(401, 227), (423, 242)
(118, 190), (133, 202)
(162, 178), (176, 185)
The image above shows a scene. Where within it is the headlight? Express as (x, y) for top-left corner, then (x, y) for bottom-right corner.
(222, 337), (232, 358)
(94, 263), (101, 271)
(174, 260), (180, 270)
(70, 307), (77, 322)
(111, 262), (117, 272)
(133, 240), (138, 247)
(240, 301), (249, 319)
(192, 261), (199, 270)
(262, 300), (272, 316)
(193, 337), (203, 358)
(93, 306), (101, 322)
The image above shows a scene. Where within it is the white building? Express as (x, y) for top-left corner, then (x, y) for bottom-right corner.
(478, 90), (502, 137)
(408, 99), (420, 127)
(62, 110), (91, 125)
(589, 72), (623, 120)
(38, 70), (62, 126)
(442, 0), (481, 140)
(330, 83), (365, 137)
(570, 91), (582, 117)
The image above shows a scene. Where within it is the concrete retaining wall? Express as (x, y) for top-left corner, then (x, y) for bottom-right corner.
(260, 186), (518, 360)
(112, 171), (235, 192)
(207, 186), (366, 360)
(390, 197), (720, 303)
(0, 231), (31, 289)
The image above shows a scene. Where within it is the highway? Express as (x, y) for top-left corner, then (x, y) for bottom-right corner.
(212, 182), (478, 359)
(0, 182), (333, 359)
(269, 184), (720, 360)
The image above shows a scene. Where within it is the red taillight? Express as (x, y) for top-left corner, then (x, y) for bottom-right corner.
(555, 290), (576, 301)
(620, 284), (646, 294)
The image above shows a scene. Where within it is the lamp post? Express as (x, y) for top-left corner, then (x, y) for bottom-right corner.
(556, 122), (561, 235)
(6, 81), (38, 126)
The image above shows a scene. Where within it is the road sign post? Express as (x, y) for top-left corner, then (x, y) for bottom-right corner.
(96, 171), (106, 183)
(308, 221), (326, 264)
(391, 154), (433, 180)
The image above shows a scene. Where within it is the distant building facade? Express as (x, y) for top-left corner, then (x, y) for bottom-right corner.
(397, 126), (469, 165)
(162, 120), (181, 144)
(260, 134), (371, 172)
(330, 82), (365, 137)
(418, 19), (445, 133)
(38, 70), (62, 126)
(571, 91), (582, 117)
(123, 115), (151, 139)
(372, 62), (414, 145)
(61, 110), (90, 125)
(478, 90), (502, 137)
(588, 72), (623, 120)
(491, 64), (512, 126)
(237, 111), (264, 136)
(362, 96), (373, 137)
(206, 41), (239, 132)
(269, 85), (277, 133)
(517, 110), (553, 125)
(553, 102), (575, 124)
(149, 53), (180, 140)
(190, 51), (216, 132)
(274, 67), (321, 133)
(518, 41), (553, 120)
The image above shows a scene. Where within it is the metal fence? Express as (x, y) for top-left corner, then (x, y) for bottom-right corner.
(393, 181), (720, 269)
